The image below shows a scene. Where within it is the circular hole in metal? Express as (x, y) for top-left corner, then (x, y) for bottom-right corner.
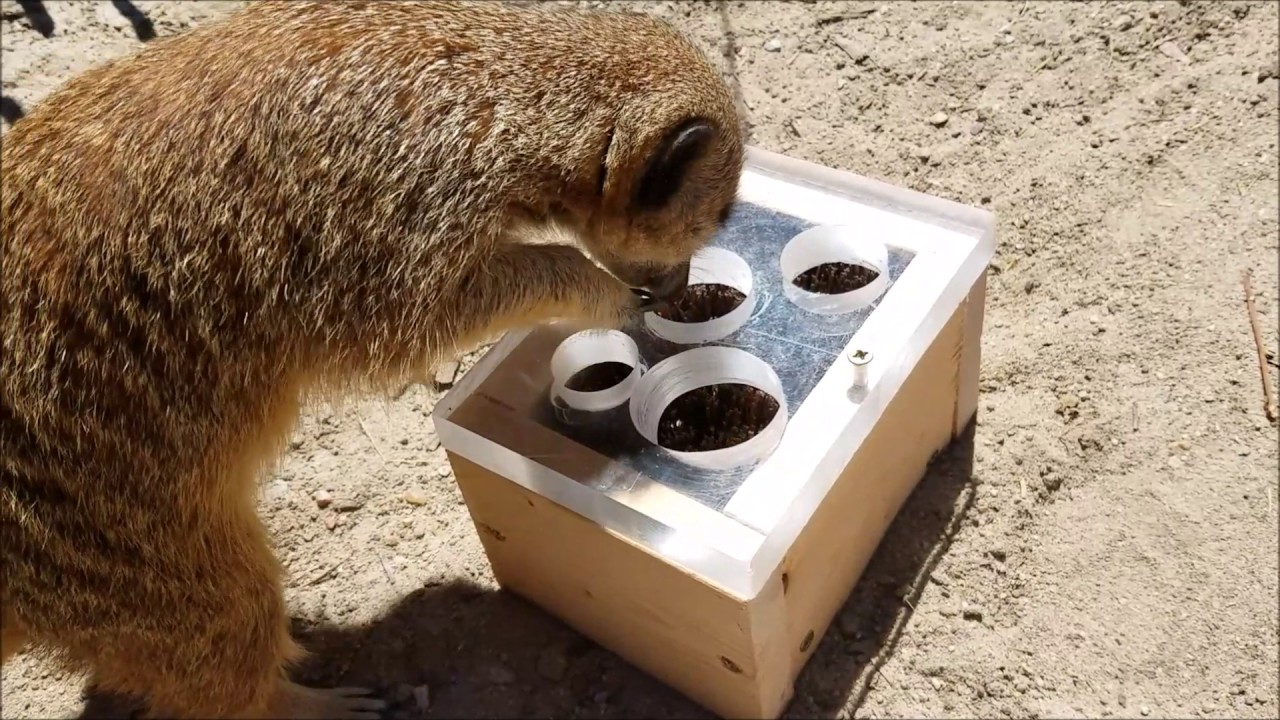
(656, 383), (779, 453)
(549, 329), (643, 413)
(791, 261), (880, 295)
(645, 246), (755, 344)
(629, 346), (787, 470)
(780, 225), (892, 315)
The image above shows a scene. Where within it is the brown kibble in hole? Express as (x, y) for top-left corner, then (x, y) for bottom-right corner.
(656, 383), (780, 453)
(653, 283), (746, 323)
(564, 361), (633, 392)
(791, 262), (880, 295)
(720, 656), (743, 674)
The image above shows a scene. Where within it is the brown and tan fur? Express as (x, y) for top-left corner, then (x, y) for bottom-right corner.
(0, 1), (744, 717)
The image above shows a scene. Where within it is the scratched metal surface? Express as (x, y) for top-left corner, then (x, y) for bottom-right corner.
(521, 200), (918, 513)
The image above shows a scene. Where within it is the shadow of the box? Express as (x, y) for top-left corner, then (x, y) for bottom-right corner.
(78, 423), (974, 720)
(77, 580), (702, 719)
(785, 419), (979, 718)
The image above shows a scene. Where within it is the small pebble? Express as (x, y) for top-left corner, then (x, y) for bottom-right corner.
(434, 361), (460, 387)
(334, 497), (364, 512)
(402, 489), (430, 506)
(1159, 41), (1187, 62)
(382, 532), (400, 547)
(313, 490), (333, 509)
(412, 685), (430, 712)
(968, 121), (984, 135)
(929, 111), (950, 127)
(764, 37), (782, 52)
(1140, 706), (1150, 716)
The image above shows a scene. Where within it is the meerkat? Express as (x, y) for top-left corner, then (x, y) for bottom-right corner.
(0, 1), (745, 717)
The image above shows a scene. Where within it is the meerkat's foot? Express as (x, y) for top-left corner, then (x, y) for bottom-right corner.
(268, 682), (386, 719)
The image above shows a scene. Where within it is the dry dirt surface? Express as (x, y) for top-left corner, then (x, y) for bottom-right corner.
(2, 1), (1278, 719)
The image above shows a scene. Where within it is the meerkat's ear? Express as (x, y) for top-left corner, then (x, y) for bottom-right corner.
(631, 117), (716, 212)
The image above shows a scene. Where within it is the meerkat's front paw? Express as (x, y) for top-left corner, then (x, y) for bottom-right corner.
(584, 276), (651, 330)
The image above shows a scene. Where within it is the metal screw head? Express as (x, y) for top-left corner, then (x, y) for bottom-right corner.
(847, 349), (873, 366)
(848, 348), (873, 394)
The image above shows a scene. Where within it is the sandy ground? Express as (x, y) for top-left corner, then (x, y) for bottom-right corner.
(1, 1), (1278, 718)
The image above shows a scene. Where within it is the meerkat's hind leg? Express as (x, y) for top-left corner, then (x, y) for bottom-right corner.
(59, 479), (386, 720)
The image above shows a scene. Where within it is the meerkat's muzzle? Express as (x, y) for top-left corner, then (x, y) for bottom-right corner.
(647, 261), (692, 300)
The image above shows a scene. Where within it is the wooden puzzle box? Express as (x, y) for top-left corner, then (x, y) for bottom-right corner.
(432, 146), (995, 718)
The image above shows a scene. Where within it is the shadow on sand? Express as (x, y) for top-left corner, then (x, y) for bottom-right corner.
(76, 420), (975, 719)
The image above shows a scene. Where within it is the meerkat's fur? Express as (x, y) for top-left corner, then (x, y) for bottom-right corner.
(0, 1), (745, 717)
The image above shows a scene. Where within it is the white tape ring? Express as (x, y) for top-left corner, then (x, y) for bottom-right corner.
(549, 330), (643, 413)
(628, 346), (787, 470)
(780, 225), (891, 315)
(644, 246), (756, 344)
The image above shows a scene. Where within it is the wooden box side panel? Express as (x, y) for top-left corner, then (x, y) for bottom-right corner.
(773, 282), (983, 674)
(449, 454), (774, 719)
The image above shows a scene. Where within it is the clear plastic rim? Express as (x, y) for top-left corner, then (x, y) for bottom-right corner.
(628, 346), (788, 470)
(644, 246), (757, 344)
(780, 224), (891, 315)
(549, 329), (643, 413)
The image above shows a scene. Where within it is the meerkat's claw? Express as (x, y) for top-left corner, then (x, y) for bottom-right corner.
(631, 287), (675, 314)
(274, 682), (387, 719)
(321, 686), (379, 697)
